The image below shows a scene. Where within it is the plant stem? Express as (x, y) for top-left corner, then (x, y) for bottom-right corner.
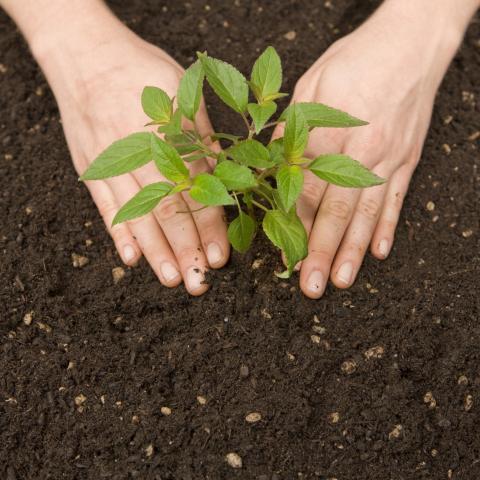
(251, 199), (269, 212)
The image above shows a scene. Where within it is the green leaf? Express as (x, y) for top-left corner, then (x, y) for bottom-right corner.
(276, 165), (304, 212)
(228, 211), (256, 253)
(141, 87), (172, 124)
(283, 104), (308, 161)
(250, 46), (282, 102)
(164, 133), (198, 155)
(214, 160), (257, 190)
(197, 52), (248, 113)
(112, 182), (172, 225)
(280, 102), (368, 128)
(157, 109), (183, 136)
(262, 209), (307, 276)
(247, 102), (277, 134)
(182, 153), (206, 163)
(227, 139), (274, 168)
(81, 132), (152, 180)
(151, 135), (190, 183)
(189, 173), (235, 206)
(309, 154), (385, 187)
(268, 138), (285, 164)
(178, 60), (204, 121)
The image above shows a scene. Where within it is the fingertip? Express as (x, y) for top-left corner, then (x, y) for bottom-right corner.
(371, 238), (390, 260)
(206, 241), (229, 269)
(331, 261), (355, 289)
(185, 265), (210, 296)
(121, 243), (141, 266)
(300, 268), (327, 299)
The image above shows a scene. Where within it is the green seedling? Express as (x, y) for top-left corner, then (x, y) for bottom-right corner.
(81, 47), (384, 278)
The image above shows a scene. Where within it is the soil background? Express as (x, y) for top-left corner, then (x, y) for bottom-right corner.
(1, 1), (479, 479)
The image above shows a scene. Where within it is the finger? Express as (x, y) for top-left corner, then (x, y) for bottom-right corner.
(371, 161), (415, 259)
(85, 179), (141, 266)
(182, 158), (230, 269)
(104, 174), (182, 288)
(134, 163), (209, 296)
(330, 163), (391, 288)
(299, 184), (361, 298)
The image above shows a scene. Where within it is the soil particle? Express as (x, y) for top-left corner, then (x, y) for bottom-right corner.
(245, 412), (262, 423)
(112, 266), (126, 283)
(71, 253), (89, 268)
(225, 452), (243, 469)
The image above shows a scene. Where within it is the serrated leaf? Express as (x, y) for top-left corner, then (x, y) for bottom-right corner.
(81, 132), (152, 180)
(280, 102), (368, 128)
(284, 104), (308, 161)
(214, 160), (257, 191)
(189, 173), (235, 206)
(112, 182), (172, 225)
(182, 153), (206, 163)
(268, 138), (285, 164)
(228, 211), (256, 253)
(151, 135), (189, 183)
(250, 46), (282, 102)
(227, 139), (274, 168)
(309, 154), (385, 187)
(157, 109), (183, 136)
(178, 60), (204, 121)
(262, 209), (307, 276)
(165, 133), (198, 155)
(198, 52), (248, 113)
(141, 86), (172, 124)
(247, 102), (277, 134)
(276, 165), (304, 212)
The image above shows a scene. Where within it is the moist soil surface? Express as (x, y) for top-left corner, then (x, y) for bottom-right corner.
(1, 1), (479, 479)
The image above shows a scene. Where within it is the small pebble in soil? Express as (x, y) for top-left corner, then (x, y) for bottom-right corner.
(251, 258), (263, 269)
(261, 308), (272, 319)
(388, 424), (403, 440)
(112, 267), (126, 284)
(431, 449), (438, 457)
(462, 229), (473, 238)
(145, 444), (154, 458)
(468, 130), (480, 141)
(25, 206), (32, 215)
(457, 375), (469, 386)
(284, 30), (296, 41)
(245, 412), (262, 423)
(35, 87), (44, 96)
(464, 394), (473, 412)
(225, 452), (242, 469)
(197, 396), (207, 405)
(312, 324), (326, 334)
(443, 115), (453, 125)
(239, 365), (249, 378)
(23, 311), (33, 326)
(74, 394), (86, 407)
(341, 360), (357, 374)
(286, 352), (295, 361)
(131, 415), (140, 424)
(364, 346), (384, 360)
(161, 406), (172, 416)
(72, 253), (89, 268)
(0, 63), (7, 73)
(423, 391), (437, 409)
(85, 239), (93, 247)
(442, 143), (451, 154)
(37, 322), (52, 333)
(84, 221), (92, 227)
(426, 201), (435, 211)
(328, 412), (340, 424)
(311, 335), (321, 344)
(67, 361), (75, 370)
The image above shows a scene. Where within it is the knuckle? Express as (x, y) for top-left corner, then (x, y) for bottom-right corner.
(321, 199), (351, 221)
(97, 199), (118, 224)
(357, 198), (381, 220)
(155, 195), (184, 223)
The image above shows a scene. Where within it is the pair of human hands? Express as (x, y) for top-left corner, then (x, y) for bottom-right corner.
(45, 3), (458, 297)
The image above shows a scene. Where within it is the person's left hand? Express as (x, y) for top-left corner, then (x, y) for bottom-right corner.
(272, 5), (457, 298)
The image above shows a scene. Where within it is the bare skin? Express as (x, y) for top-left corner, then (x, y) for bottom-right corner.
(2, 0), (478, 297)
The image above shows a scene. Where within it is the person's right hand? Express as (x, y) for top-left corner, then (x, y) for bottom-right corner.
(34, 8), (229, 295)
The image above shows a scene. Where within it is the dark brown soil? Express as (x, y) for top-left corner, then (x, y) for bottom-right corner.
(1, 1), (479, 479)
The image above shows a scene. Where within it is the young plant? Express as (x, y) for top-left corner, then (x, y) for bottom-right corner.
(81, 47), (384, 278)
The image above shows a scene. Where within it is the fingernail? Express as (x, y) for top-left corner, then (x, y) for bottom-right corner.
(186, 266), (205, 292)
(337, 262), (353, 285)
(123, 244), (136, 263)
(161, 262), (180, 282)
(206, 242), (223, 266)
(378, 239), (390, 258)
(306, 270), (325, 297)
